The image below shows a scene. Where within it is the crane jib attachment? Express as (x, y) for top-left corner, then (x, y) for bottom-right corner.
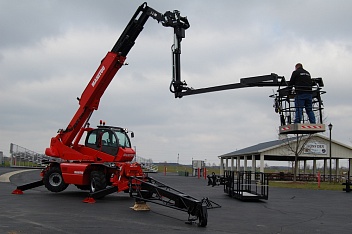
(171, 73), (287, 98)
(54, 2), (190, 147)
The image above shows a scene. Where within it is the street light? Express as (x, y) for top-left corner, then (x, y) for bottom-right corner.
(328, 123), (333, 183)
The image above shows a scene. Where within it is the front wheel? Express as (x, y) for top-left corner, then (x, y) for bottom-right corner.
(43, 166), (69, 193)
(90, 171), (107, 193)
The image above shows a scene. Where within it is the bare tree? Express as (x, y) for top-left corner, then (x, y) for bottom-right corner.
(280, 134), (315, 182)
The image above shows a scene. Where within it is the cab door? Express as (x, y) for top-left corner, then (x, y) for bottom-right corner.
(85, 129), (118, 156)
(100, 130), (118, 156)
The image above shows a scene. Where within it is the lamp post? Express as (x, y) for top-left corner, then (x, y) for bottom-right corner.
(328, 123), (333, 183)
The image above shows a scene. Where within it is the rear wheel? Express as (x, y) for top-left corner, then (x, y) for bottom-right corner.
(43, 166), (69, 193)
(90, 171), (107, 193)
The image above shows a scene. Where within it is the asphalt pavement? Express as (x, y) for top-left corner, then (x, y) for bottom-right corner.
(0, 167), (351, 234)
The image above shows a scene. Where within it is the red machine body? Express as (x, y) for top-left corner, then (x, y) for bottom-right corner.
(39, 2), (189, 193)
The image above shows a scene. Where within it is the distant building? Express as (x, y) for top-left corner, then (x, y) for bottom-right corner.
(218, 134), (352, 179)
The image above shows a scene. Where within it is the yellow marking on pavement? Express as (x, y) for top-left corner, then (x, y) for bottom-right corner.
(0, 169), (39, 183)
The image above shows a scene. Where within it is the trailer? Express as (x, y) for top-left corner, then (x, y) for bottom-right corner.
(223, 170), (268, 201)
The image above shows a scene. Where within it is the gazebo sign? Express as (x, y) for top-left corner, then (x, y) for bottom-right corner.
(304, 142), (327, 155)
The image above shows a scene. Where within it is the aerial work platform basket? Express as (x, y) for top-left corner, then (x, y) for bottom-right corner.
(270, 77), (326, 135)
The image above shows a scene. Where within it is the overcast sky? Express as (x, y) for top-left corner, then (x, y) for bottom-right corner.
(1, 0), (352, 165)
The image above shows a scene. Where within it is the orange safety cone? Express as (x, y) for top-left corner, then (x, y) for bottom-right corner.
(83, 197), (96, 203)
(12, 189), (23, 195)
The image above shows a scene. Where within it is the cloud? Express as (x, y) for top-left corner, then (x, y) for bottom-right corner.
(1, 1), (352, 166)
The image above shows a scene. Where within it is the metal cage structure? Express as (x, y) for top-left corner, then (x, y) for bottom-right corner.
(223, 170), (269, 201)
(270, 78), (326, 134)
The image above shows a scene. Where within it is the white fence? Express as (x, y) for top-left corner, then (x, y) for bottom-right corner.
(10, 143), (50, 168)
(133, 155), (158, 172)
(9, 143), (158, 172)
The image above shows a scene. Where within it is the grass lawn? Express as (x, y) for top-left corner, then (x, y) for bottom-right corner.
(159, 165), (347, 191)
(269, 181), (345, 191)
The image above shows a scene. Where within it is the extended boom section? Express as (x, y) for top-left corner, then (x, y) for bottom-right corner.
(171, 73), (285, 98)
(45, 2), (190, 159)
(129, 176), (221, 227)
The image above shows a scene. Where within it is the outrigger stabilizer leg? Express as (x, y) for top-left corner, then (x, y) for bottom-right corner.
(12, 180), (44, 195)
(129, 176), (221, 227)
(83, 186), (118, 203)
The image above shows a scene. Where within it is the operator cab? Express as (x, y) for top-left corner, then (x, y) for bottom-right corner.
(85, 126), (133, 156)
(270, 77), (326, 134)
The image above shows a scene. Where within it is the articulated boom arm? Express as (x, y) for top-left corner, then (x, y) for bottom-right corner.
(171, 73), (287, 98)
(53, 2), (189, 148)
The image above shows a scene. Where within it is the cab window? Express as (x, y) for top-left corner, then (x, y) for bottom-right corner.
(101, 131), (118, 147)
(115, 130), (131, 148)
(87, 131), (98, 145)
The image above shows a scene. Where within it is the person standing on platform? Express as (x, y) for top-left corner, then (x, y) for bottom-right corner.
(289, 63), (316, 124)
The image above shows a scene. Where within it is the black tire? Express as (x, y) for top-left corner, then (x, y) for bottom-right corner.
(197, 206), (208, 227)
(90, 171), (107, 193)
(43, 166), (69, 193)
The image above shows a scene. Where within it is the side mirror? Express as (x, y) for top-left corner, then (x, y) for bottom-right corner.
(131, 132), (134, 138)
